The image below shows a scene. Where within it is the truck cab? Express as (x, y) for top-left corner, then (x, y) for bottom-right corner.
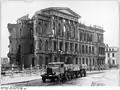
(41, 62), (65, 83)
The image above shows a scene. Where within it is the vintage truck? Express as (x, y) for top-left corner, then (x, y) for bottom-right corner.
(41, 62), (87, 83)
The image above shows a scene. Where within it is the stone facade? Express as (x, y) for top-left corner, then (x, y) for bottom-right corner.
(8, 7), (105, 68)
(105, 45), (119, 66)
(7, 15), (34, 68)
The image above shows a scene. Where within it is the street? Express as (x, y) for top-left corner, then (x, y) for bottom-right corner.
(3, 69), (119, 86)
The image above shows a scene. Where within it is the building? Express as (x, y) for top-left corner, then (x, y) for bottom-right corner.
(7, 15), (34, 68)
(1, 57), (9, 65)
(8, 7), (105, 69)
(105, 45), (119, 67)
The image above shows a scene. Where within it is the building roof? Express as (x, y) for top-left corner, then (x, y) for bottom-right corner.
(40, 7), (81, 18)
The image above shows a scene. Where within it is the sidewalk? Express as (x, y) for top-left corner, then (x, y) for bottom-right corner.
(87, 70), (105, 74)
(1, 70), (104, 85)
(1, 74), (42, 85)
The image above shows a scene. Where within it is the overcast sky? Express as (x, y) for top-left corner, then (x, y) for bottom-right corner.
(1, 1), (119, 57)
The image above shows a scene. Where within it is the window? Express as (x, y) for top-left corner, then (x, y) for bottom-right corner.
(108, 53), (110, 57)
(54, 57), (57, 62)
(86, 58), (88, 65)
(75, 44), (78, 52)
(112, 60), (115, 64)
(54, 41), (57, 51)
(39, 40), (42, 50)
(89, 46), (91, 54)
(82, 45), (84, 53)
(93, 58), (94, 65)
(59, 42), (63, 51)
(92, 46), (94, 54)
(109, 48), (111, 51)
(76, 58), (78, 64)
(108, 60), (110, 64)
(45, 40), (48, 51)
(112, 53), (114, 57)
(82, 58), (84, 64)
(53, 22), (56, 35)
(65, 42), (68, 51)
(86, 46), (88, 54)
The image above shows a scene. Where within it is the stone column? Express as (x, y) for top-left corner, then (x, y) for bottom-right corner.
(81, 57), (83, 64)
(84, 58), (86, 64)
(87, 57), (89, 65)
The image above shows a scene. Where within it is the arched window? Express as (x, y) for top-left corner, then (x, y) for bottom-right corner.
(89, 46), (91, 54)
(59, 42), (63, 51)
(39, 39), (42, 50)
(45, 40), (48, 51)
(82, 45), (84, 53)
(82, 58), (84, 64)
(86, 58), (88, 65)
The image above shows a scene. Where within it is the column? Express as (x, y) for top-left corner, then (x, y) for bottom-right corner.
(68, 42), (70, 52)
(84, 58), (86, 64)
(81, 57), (82, 64)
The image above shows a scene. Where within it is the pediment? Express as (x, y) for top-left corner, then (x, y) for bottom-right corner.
(41, 7), (81, 18)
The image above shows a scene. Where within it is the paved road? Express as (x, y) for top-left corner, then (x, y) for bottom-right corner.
(3, 69), (119, 86)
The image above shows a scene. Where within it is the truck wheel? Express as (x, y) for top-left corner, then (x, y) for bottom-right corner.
(76, 72), (78, 78)
(80, 73), (83, 77)
(65, 73), (68, 81)
(71, 74), (74, 79)
(42, 77), (46, 83)
(68, 75), (71, 80)
(57, 76), (61, 82)
(51, 78), (55, 82)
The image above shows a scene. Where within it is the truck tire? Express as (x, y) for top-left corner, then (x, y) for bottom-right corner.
(68, 74), (71, 80)
(76, 72), (78, 78)
(80, 73), (82, 77)
(57, 75), (61, 82)
(42, 77), (46, 83)
(51, 78), (55, 82)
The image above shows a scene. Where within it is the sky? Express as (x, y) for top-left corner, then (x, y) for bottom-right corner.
(1, 0), (119, 57)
